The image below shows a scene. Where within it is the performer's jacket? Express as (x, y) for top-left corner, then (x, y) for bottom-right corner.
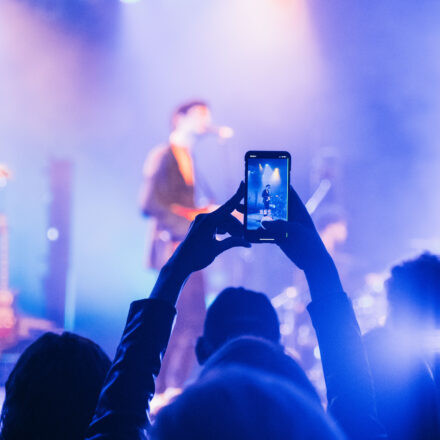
(139, 145), (195, 270)
(85, 292), (388, 440)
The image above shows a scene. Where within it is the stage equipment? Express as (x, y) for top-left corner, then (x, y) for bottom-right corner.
(0, 214), (17, 349)
(0, 168), (18, 351)
(42, 159), (73, 328)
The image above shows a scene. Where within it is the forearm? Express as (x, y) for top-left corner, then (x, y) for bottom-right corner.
(86, 299), (177, 440)
(150, 259), (191, 306)
(304, 253), (344, 302)
(305, 259), (386, 439)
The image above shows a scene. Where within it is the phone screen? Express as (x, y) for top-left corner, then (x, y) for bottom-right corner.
(245, 151), (290, 242)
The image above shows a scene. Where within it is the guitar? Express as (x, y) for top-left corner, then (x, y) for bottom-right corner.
(0, 164), (12, 181)
(0, 213), (17, 345)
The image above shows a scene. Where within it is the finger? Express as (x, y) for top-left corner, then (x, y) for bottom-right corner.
(261, 219), (290, 233)
(263, 219), (311, 236)
(194, 213), (208, 223)
(217, 214), (243, 237)
(211, 182), (245, 219)
(235, 203), (245, 214)
(215, 236), (251, 254)
(263, 220), (317, 251)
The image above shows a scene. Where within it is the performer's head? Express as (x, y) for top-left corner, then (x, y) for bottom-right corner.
(266, 184), (271, 191)
(171, 100), (211, 136)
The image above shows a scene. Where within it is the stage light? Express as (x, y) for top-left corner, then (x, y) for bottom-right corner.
(47, 227), (59, 241)
(286, 286), (298, 298)
(313, 346), (321, 360)
(120, 0), (141, 3)
(280, 323), (292, 336)
(270, 167), (281, 184)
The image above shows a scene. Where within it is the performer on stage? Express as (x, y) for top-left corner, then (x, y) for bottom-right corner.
(262, 184), (271, 216)
(139, 100), (223, 392)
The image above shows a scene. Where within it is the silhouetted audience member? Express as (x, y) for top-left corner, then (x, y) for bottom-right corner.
(152, 366), (344, 440)
(364, 252), (440, 440)
(195, 287), (281, 365)
(200, 336), (321, 403)
(0, 332), (111, 440)
(86, 183), (386, 440)
(195, 287), (321, 404)
(386, 252), (440, 329)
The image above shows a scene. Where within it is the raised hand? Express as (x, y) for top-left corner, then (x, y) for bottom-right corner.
(262, 186), (342, 298)
(261, 186), (328, 271)
(169, 182), (250, 277)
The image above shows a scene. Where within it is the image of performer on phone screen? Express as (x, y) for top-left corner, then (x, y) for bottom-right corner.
(262, 184), (271, 216)
(246, 158), (288, 231)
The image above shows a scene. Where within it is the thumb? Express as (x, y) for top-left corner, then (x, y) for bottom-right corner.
(261, 219), (290, 233)
(216, 236), (251, 255)
(263, 220), (311, 239)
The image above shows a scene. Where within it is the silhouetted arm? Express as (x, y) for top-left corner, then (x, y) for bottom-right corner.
(86, 297), (176, 440)
(263, 187), (387, 440)
(86, 184), (249, 440)
(305, 261), (387, 440)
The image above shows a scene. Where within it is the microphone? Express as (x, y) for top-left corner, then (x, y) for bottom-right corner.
(207, 125), (234, 139)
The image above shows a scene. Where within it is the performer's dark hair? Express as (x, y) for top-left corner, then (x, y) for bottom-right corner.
(171, 100), (209, 128)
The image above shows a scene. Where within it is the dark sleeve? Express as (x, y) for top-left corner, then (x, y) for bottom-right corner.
(307, 293), (388, 440)
(139, 150), (190, 240)
(85, 299), (176, 440)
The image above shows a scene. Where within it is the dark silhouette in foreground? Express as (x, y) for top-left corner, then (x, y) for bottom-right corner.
(152, 366), (343, 440)
(195, 287), (281, 365)
(200, 336), (321, 403)
(0, 331), (111, 440)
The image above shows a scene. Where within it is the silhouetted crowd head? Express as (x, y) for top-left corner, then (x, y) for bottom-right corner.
(195, 287), (281, 364)
(0, 332), (110, 440)
(386, 252), (440, 328)
(152, 367), (344, 440)
(201, 336), (321, 403)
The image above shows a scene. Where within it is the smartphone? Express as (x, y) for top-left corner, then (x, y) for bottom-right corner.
(244, 150), (291, 243)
